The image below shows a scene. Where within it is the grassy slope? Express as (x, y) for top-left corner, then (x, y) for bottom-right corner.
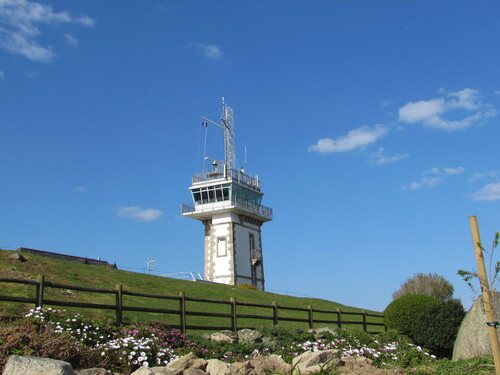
(0, 249), (383, 332)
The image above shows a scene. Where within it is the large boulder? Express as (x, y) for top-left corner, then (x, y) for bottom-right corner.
(453, 293), (500, 360)
(3, 355), (75, 375)
(292, 350), (341, 374)
(248, 355), (292, 375)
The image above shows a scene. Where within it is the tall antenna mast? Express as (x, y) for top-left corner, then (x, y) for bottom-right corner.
(201, 97), (237, 171)
(221, 97), (236, 170)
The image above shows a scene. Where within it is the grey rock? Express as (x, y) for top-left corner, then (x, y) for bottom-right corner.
(3, 355), (75, 375)
(453, 293), (500, 360)
(237, 329), (263, 344)
(75, 368), (113, 375)
(166, 352), (197, 372)
(292, 350), (341, 374)
(308, 327), (338, 340)
(205, 359), (232, 375)
(248, 354), (291, 375)
(130, 367), (155, 375)
(209, 330), (237, 344)
(9, 253), (25, 261)
(183, 369), (207, 375)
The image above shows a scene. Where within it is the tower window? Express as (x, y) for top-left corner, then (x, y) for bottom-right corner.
(249, 233), (255, 250)
(217, 237), (227, 257)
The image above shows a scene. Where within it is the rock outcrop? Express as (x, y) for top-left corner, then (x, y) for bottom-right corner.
(453, 293), (500, 360)
(3, 355), (75, 375)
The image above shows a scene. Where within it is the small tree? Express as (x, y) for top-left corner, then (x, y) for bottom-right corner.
(392, 273), (454, 301)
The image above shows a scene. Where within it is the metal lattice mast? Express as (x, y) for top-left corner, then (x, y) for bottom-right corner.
(221, 97), (236, 170)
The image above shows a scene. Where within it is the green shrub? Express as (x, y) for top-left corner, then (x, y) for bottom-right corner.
(393, 273), (454, 301)
(384, 294), (438, 337)
(412, 298), (465, 358)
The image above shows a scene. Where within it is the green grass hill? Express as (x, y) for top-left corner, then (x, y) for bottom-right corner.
(0, 249), (383, 332)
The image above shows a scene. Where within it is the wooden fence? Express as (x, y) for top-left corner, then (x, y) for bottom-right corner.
(0, 276), (385, 334)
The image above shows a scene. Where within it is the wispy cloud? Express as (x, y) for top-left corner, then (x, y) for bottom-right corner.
(63, 33), (78, 46)
(407, 177), (443, 190)
(309, 124), (389, 154)
(0, 69), (4, 79)
(74, 186), (87, 193)
(190, 42), (222, 61)
(370, 147), (407, 165)
(469, 170), (500, 183)
(405, 166), (465, 190)
(0, 0), (94, 62)
(116, 206), (164, 222)
(398, 88), (496, 131)
(472, 182), (500, 201)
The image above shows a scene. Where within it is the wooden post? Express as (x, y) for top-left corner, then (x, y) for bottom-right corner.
(470, 216), (500, 375)
(308, 305), (313, 329)
(272, 301), (278, 326)
(230, 297), (237, 332)
(115, 284), (123, 326)
(179, 291), (186, 334)
(362, 310), (367, 332)
(36, 275), (45, 308)
(336, 308), (342, 329)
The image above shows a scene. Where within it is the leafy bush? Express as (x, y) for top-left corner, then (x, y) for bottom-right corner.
(0, 319), (100, 371)
(412, 298), (465, 358)
(393, 273), (454, 301)
(384, 294), (438, 337)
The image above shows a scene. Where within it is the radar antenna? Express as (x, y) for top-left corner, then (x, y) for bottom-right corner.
(201, 97), (236, 171)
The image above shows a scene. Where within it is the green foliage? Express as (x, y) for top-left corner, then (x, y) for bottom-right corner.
(458, 231), (500, 294)
(384, 294), (438, 337)
(392, 273), (454, 301)
(258, 325), (314, 347)
(412, 298), (465, 359)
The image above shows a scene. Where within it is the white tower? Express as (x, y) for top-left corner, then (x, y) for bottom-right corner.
(181, 99), (272, 290)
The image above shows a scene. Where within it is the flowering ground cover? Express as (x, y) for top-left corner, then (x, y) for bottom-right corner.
(0, 307), (495, 374)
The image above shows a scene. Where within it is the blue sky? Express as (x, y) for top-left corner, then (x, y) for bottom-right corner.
(1, 0), (499, 312)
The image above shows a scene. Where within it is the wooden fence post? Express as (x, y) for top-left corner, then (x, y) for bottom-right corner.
(230, 297), (237, 332)
(179, 291), (186, 334)
(308, 305), (313, 329)
(362, 310), (367, 332)
(272, 301), (278, 326)
(336, 308), (342, 329)
(36, 275), (45, 308)
(115, 284), (123, 326)
(470, 216), (500, 375)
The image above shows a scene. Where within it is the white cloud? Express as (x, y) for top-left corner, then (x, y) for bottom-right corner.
(443, 167), (465, 175)
(64, 33), (78, 46)
(309, 124), (388, 154)
(116, 206), (164, 222)
(472, 182), (500, 201)
(398, 88), (496, 131)
(424, 166), (465, 176)
(469, 170), (500, 183)
(405, 166), (464, 190)
(191, 42), (222, 61)
(0, 0), (94, 62)
(74, 186), (87, 193)
(407, 177), (443, 190)
(0, 69), (4, 79)
(370, 147), (407, 165)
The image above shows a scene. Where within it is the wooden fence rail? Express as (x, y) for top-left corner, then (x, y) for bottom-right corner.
(0, 276), (385, 334)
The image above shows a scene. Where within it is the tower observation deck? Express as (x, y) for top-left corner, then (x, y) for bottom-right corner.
(182, 98), (272, 290)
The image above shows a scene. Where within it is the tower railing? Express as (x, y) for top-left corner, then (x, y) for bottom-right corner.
(181, 196), (273, 220)
(192, 168), (261, 191)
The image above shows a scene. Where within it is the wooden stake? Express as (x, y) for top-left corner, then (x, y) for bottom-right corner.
(470, 216), (500, 375)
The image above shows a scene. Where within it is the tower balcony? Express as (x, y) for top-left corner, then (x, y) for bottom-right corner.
(182, 196), (273, 222)
(192, 168), (261, 191)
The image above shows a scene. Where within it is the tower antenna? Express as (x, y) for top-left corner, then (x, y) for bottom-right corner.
(201, 97), (236, 171)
